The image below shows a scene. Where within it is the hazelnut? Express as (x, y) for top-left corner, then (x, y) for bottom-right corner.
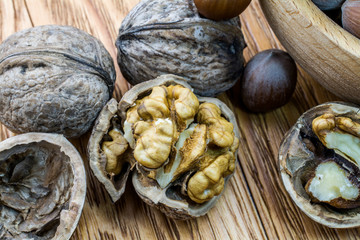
(312, 0), (345, 10)
(342, 0), (360, 38)
(0, 25), (116, 138)
(239, 49), (297, 113)
(88, 74), (240, 219)
(194, 0), (252, 21)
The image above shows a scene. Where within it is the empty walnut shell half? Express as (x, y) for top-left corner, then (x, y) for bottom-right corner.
(0, 25), (116, 138)
(115, 0), (246, 97)
(0, 133), (86, 239)
(88, 74), (240, 219)
(279, 102), (360, 228)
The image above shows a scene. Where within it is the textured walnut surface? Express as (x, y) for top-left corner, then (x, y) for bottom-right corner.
(0, 25), (116, 138)
(116, 0), (245, 97)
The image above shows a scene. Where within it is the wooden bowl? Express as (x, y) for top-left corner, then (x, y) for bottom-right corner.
(259, 0), (360, 104)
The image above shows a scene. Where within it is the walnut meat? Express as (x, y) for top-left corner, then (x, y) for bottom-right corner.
(0, 25), (116, 138)
(115, 0), (246, 97)
(279, 102), (360, 228)
(88, 74), (240, 219)
(0, 133), (86, 240)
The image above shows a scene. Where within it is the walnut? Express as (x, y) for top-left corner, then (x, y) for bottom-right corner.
(115, 0), (246, 97)
(88, 74), (240, 219)
(102, 129), (128, 175)
(279, 102), (360, 228)
(0, 133), (86, 240)
(0, 25), (116, 138)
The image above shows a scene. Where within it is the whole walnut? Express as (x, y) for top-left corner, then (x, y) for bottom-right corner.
(115, 0), (246, 97)
(0, 25), (116, 138)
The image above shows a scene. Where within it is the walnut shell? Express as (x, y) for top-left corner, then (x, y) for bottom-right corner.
(88, 98), (132, 202)
(0, 133), (86, 239)
(115, 0), (246, 97)
(0, 25), (116, 138)
(279, 101), (360, 228)
(88, 74), (240, 219)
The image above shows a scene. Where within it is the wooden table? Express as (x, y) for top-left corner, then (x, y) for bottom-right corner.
(0, 0), (358, 239)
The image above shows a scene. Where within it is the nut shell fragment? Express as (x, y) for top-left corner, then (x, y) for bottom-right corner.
(88, 99), (132, 202)
(279, 101), (360, 228)
(0, 133), (86, 239)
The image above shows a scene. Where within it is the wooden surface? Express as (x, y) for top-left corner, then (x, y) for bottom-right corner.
(0, 0), (359, 239)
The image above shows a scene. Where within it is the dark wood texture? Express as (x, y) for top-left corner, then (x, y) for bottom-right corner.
(0, 0), (358, 239)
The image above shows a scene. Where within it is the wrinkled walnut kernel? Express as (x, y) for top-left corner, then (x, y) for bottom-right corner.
(119, 84), (239, 203)
(102, 129), (128, 175)
(88, 75), (240, 219)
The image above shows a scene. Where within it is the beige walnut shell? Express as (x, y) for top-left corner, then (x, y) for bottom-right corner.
(88, 98), (133, 202)
(115, 0), (246, 97)
(88, 74), (240, 219)
(0, 133), (86, 239)
(0, 25), (116, 138)
(279, 101), (360, 228)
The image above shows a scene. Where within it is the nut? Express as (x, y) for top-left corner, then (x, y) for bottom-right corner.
(239, 49), (297, 112)
(0, 25), (116, 138)
(312, 0), (345, 10)
(194, 0), (252, 21)
(115, 0), (246, 97)
(305, 160), (360, 209)
(102, 128), (128, 175)
(342, 0), (360, 39)
(88, 74), (240, 219)
(0, 133), (86, 239)
(279, 101), (360, 228)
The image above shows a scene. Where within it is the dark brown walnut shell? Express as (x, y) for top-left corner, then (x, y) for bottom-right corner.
(0, 25), (116, 138)
(88, 74), (240, 219)
(0, 133), (86, 239)
(115, 0), (246, 97)
(279, 101), (360, 228)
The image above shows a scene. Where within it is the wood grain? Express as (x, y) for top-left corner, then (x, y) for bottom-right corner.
(0, 0), (359, 239)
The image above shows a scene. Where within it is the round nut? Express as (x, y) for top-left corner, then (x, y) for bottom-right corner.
(0, 25), (116, 138)
(239, 49), (297, 113)
(0, 133), (86, 239)
(279, 101), (360, 228)
(115, 0), (246, 97)
(194, 0), (252, 21)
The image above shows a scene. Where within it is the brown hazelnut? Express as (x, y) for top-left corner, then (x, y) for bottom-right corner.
(194, 0), (251, 21)
(239, 49), (297, 113)
(342, 0), (360, 38)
